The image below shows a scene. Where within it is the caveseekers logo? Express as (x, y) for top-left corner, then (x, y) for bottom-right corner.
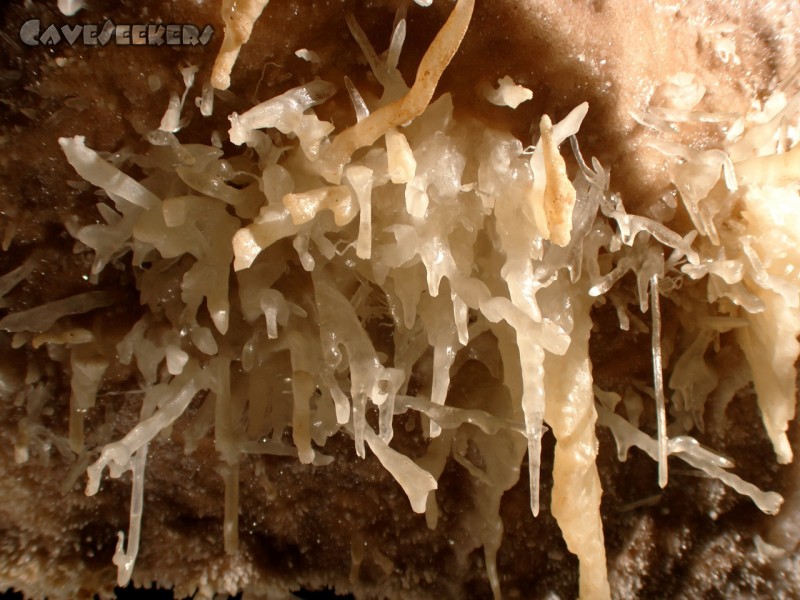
(20, 19), (214, 47)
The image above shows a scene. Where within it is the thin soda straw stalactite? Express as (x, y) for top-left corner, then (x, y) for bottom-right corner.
(651, 274), (669, 488)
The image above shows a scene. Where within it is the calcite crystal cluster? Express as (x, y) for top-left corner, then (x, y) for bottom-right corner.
(1, 1), (799, 598)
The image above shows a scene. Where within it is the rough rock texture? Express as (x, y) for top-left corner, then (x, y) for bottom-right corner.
(0, 1), (799, 599)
